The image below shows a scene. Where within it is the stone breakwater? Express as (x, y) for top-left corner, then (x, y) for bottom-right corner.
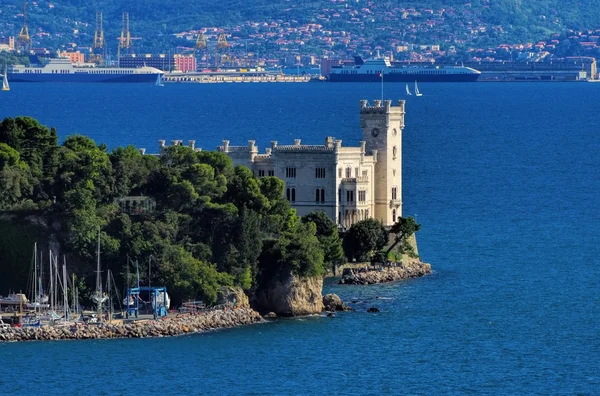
(0, 308), (263, 342)
(339, 260), (432, 285)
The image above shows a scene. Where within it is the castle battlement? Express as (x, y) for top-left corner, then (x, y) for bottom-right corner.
(359, 99), (405, 114)
(274, 145), (335, 152)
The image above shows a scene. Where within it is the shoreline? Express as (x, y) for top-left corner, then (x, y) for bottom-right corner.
(0, 307), (263, 343)
(339, 260), (432, 285)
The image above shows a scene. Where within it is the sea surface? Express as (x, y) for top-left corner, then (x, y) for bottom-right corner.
(1, 82), (599, 395)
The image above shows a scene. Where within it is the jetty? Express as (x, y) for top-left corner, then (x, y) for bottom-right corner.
(0, 307), (263, 342)
(339, 260), (432, 285)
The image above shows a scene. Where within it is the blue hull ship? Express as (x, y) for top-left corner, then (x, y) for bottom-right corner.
(8, 58), (163, 83)
(328, 57), (481, 82)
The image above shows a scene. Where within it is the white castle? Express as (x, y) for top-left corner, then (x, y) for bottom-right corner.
(156, 99), (405, 228)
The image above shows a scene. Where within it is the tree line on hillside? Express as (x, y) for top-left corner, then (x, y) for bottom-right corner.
(0, 117), (420, 307)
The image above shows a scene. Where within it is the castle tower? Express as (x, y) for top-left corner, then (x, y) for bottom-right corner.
(360, 99), (405, 226)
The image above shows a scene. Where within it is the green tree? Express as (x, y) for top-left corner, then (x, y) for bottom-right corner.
(342, 218), (388, 262)
(302, 210), (344, 272)
(385, 216), (421, 257)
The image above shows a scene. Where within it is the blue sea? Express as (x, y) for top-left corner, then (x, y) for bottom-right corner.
(1, 82), (599, 395)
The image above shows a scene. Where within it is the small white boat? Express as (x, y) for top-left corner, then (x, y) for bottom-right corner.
(405, 83), (412, 96)
(415, 81), (422, 96)
(2, 65), (9, 91)
(155, 73), (164, 87)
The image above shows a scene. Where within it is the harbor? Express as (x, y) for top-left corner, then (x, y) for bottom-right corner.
(163, 70), (316, 83)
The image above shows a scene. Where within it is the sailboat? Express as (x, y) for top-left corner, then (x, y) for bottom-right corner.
(405, 83), (412, 96)
(91, 233), (108, 319)
(2, 64), (9, 91)
(155, 73), (164, 87)
(415, 81), (423, 97)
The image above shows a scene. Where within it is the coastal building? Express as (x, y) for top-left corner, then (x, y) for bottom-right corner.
(156, 99), (405, 228)
(174, 54), (197, 72)
(58, 51), (85, 64)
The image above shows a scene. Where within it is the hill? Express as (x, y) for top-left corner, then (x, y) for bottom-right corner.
(1, 0), (599, 57)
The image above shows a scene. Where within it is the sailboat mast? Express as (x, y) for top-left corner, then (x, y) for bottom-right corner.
(108, 270), (112, 324)
(33, 242), (37, 314)
(72, 273), (76, 315)
(96, 232), (102, 318)
(54, 254), (59, 311)
(49, 250), (53, 312)
(62, 257), (68, 320)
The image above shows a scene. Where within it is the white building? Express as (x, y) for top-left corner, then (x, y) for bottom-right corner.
(157, 99), (405, 228)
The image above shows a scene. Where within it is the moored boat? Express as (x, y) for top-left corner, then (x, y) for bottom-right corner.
(328, 57), (480, 82)
(8, 58), (163, 83)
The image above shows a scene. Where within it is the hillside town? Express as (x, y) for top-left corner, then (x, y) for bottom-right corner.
(0, 1), (598, 79)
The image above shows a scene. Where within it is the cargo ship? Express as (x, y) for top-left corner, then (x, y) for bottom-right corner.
(8, 58), (164, 83)
(327, 57), (481, 82)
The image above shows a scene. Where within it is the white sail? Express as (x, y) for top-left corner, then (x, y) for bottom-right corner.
(415, 81), (422, 96)
(2, 65), (9, 91)
(405, 83), (412, 95)
(155, 74), (164, 87)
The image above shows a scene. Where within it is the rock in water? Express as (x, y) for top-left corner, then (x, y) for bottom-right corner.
(323, 294), (343, 311)
(255, 270), (324, 317)
(367, 307), (380, 313)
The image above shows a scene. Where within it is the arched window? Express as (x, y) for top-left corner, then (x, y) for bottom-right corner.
(320, 188), (325, 203)
(291, 188), (296, 202)
(315, 189), (320, 203)
(286, 188), (291, 201)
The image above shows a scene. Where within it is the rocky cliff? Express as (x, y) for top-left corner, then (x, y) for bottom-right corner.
(255, 270), (324, 316)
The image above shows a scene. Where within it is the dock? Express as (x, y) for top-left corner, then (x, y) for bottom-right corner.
(164, 71), (316, 84)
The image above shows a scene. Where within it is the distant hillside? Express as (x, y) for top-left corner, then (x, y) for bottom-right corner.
(1, 0), (599, 55)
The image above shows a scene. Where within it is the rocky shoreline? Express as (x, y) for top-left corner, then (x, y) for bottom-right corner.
(339, 260), (432, 285)
(0, 308), (263, 342)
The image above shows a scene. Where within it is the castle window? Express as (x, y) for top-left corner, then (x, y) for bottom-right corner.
(287, 187), (296, 202)
(393, 209), (397, 223)
(315, 167), (326, 179)
(315, 188), (325, 203)
(346, 190), (354, 202)
(358, 190), (366, 202)
(355, 168), (359, 178)
(392, 187), (398, 200)
(258, 170), (265, 177)
(268, 170), (274, 176)
(393, 146), (398, 160)
(338, 168), (342, 178)
(286, 167), (296, 178)
(362, 170), (368, 178)
(345, 167), (351, 178)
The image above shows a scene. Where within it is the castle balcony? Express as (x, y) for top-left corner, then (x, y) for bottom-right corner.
(341, 176), (369, 184)
(389, 199), (402, 209)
